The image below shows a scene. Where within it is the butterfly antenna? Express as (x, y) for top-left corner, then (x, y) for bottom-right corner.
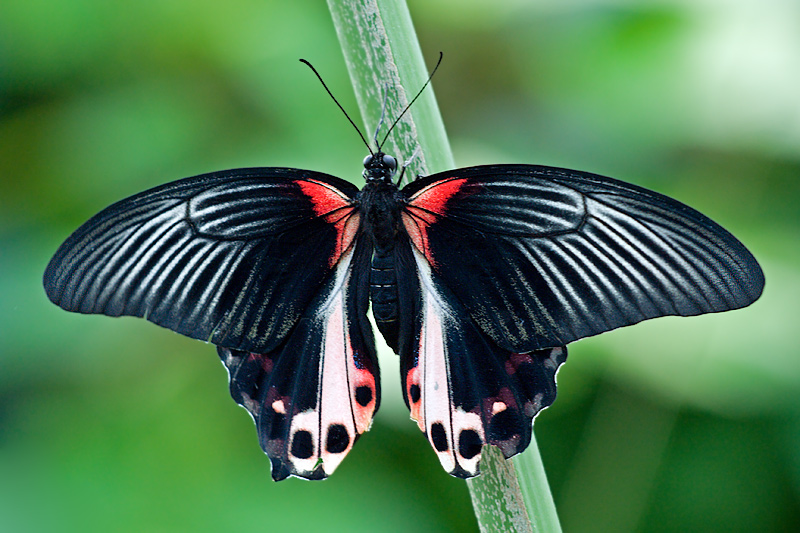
(372, 83), (391, 146)
(300, 58), (373, 155)
(378, 52), (443, 149)
(396, 144), (421, 185)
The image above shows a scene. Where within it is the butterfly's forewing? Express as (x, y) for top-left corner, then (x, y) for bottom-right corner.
(218, 236), (378, 480)
(394, 239), (567, 477)
(44, 168), (361, 354)
(402, 165), (764, 353)
(44, 168), (380, 480)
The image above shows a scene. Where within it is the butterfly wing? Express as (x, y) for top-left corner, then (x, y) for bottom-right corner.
(394, 239), (566, 478)
(402, 164), (764, 353)
(44, 167), (379, 480)
(218, 236), (378, 480)
(396, 164), (763, 477)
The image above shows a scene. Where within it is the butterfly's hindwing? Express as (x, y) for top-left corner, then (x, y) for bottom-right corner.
(43, 168), (360, 354)
(218, 238), (379, 480)
(397, 242), (567, 478)
(402, 165), (764, 353)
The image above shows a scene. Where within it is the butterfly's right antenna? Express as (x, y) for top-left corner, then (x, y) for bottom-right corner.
(378, 52), (444, 149)
(300, 59), (373, 155)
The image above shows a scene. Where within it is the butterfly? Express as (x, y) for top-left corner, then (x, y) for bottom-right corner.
(43, 61), (764, 481)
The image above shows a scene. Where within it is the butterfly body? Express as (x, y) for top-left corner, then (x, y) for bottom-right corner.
(44, 156), (763, 481)
(358, 152), (409, 351)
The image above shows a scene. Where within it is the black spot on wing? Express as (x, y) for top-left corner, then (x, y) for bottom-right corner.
(430, 423), (449, 452)
(325, 424), (350, 454)
(355, 385), (373, 407)
(409, 384), (421, 404)
(290, 430), (314, 459)
(459, 430), (482, 460)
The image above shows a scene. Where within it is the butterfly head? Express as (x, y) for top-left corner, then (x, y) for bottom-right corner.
(362, 152), (398, 183)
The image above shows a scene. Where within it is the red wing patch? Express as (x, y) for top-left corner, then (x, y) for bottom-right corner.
(297, 178), (360, 266)
(402, 177), (468, 264)
(408, 177), (469, 214)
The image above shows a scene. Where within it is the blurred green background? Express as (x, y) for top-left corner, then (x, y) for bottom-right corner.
(2, 0), (798, 531)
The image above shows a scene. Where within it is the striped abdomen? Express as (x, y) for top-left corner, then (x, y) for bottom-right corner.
(369, 243), (400, 348)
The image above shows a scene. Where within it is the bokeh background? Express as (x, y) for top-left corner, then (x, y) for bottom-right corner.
(2, 0), (799, 531)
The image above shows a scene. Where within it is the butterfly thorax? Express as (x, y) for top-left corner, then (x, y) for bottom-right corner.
(359, 151), (403, 248)
(359, 180), (403, 246)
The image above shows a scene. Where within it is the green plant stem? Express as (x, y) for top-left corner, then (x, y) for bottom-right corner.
(326, 0), (562, 531)
(512, 434), (563, 532)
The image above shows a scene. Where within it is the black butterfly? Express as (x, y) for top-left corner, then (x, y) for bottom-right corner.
(43, 64), (764, 481)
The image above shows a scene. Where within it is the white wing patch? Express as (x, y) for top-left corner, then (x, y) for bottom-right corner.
(284, 247), (378, 478)
(406, 247), (485, 477)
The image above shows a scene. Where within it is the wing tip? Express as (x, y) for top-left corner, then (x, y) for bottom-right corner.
(741, 258), (766, 307)
(449, 465), (476, 479)
(269, 458), (329, 482)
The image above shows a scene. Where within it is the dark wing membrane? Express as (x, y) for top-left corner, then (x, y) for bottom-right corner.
(44, 167), (361, 353)
(401, 165), (764, 352)
(394, 240), (566, 478)
(218, 239), (379, 480)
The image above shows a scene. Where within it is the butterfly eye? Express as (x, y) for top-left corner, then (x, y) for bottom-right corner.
(383, 155), (397, 172)
(362, 155), (374, 167)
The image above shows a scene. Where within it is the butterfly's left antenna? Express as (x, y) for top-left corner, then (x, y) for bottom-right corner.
(300, 59), (373, 155)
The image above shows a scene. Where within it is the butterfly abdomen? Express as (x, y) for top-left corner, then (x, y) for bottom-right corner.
(370, 243), (400, 348)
